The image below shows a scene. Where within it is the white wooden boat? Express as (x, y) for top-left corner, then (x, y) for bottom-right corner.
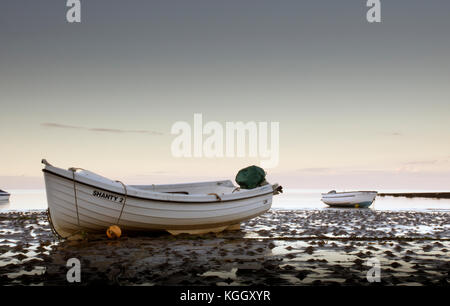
(42, 160), (282, 238)
(0, 189), (10, 202)
(321, 190), (377, 208)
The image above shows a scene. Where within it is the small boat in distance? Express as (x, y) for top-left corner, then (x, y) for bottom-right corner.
(321, 190), (377, 208)
(42, 159), (282, 238)
(0, 189), (10, 202)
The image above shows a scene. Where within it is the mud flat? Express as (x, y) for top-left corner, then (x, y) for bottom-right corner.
(0, 210), (449, 286)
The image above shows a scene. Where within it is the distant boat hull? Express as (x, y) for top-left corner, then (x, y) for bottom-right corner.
(0, 193), (10, 202)
(42, 161), (278, 238)
(321, 191), (377, 208)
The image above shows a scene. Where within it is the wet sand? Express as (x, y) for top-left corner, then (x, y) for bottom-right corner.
(0, 210), (449, 286)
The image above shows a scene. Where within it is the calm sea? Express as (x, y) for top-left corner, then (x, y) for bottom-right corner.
(1, 189), (450, 212)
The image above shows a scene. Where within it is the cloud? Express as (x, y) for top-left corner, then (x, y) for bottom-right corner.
(41, 123), (79, 129)
(41, 123), (163, 135)
(381, 132), (402, 136)
(297, 167), (334, 174)
(298, 168), (332, 172)
(396, 158), (450, 173)
(402, 160), (438, 166)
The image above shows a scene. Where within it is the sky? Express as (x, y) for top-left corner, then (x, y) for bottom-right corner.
(0, 0), (449, 190)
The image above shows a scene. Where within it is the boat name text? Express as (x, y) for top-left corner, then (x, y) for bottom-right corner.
(92, 190), (124, 203)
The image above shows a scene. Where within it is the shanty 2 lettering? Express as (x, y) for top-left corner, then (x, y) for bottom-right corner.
(92, 190), (124, 203)
(180, 290), (270, 303)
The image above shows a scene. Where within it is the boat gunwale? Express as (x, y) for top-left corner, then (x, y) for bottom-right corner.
(321, 191), (378, 197)
(47, 183), (272, 216)
(43, 169), (274, 204)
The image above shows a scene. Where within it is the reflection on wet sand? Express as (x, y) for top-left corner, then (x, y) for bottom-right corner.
(0, 210), (449, 285)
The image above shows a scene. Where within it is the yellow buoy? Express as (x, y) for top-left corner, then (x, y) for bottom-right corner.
(355, 204), (359, 208)
(106, 225), (122, 239)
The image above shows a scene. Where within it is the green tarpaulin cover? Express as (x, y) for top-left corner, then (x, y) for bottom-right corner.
(235, 165), (267, 189)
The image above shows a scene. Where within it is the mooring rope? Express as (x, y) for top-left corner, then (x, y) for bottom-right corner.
(272, 184), (283, 195)
(232, 187), (241, 193)
(45, 167), (85, 240)
(46, 208), (63, 240)
(43, 165), (89, 240)
(115, 180), (128, 225)
(69, 167), (83, 227)
(208, 193), (222, 201)
(46, 208), (84, 240)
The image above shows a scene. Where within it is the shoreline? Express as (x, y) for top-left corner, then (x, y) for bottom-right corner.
(378, 192), (450, 199)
